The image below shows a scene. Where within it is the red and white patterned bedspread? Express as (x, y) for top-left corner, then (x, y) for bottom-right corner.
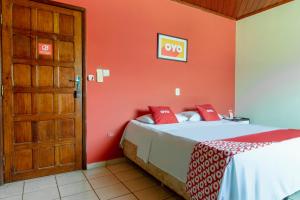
(186, 129), (300, 200)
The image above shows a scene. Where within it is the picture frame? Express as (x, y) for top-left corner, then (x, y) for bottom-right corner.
(157, 33), (188, 62)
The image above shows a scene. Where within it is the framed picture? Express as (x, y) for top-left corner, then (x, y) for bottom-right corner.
(157, 33), (188, 62)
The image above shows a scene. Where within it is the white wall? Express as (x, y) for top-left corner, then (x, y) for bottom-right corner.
(236, 1), (300, 128)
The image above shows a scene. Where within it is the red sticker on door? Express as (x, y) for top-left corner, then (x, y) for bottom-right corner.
(38, 43), (52, 56)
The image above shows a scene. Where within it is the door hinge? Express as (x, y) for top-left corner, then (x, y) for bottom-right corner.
(0, 14), (2, 25)
(1, 85), (3, 97)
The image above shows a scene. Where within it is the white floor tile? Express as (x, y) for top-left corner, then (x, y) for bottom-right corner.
(0, 163), (181, 200)
(59, 180), (92, 197)
(56, 171), (86, 186)
(89, 174), (120, 189)
(0, 181), (24, 199)
(24, 175), (56, 193)
(0, 195), (22, 200)
(95, 183), (130, 200)
(83, 167), (112, 180)
(107, 162), (136, 173)
(114, 169), (145, 182)
(25, 175), (55, 183)
(61, 190), (99, 200)
(111, 194), (138, 200)
(23, 186), (59, 200)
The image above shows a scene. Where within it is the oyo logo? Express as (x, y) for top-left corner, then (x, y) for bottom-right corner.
(38, 43), (52, 56)
(162, 43), (183, 57)
(160, 110), (170, 114)
(164, 43), (183, 53)
(41, 44), (50, 51)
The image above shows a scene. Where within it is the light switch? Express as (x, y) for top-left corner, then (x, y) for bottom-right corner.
(175, 88), (181, 96)
(96, 69), (104, 82)
(103, 69), (110, 77)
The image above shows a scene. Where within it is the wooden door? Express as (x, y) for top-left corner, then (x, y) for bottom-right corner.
(0, 0), (3, 185)
(2, 0), (83, 182)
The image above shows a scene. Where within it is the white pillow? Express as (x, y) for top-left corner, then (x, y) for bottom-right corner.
(136, 114), (154, 124)
(180, 111), (202, 122)
(175, 114), (188, 123)
(136, 114), (188, 124)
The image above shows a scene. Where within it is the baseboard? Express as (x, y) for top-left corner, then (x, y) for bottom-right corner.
(86, 157), (127, 170)
(86, 161), (106, 170)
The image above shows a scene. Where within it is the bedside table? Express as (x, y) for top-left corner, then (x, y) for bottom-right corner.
(225, 117), (250, 124)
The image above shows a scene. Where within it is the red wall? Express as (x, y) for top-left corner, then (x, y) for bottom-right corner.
(56, 0), (236, 164)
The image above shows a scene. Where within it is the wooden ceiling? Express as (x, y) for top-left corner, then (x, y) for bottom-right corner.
(172, 0), (294, 20)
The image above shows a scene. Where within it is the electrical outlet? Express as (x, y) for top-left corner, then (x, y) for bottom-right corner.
(175, 88), (181, 96)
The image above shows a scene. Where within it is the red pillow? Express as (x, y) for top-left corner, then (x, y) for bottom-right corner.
(148, 106), (178, 124)
(196, 104), (220, 121)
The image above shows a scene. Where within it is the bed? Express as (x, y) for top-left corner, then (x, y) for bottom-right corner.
(121, 119), (300, 200)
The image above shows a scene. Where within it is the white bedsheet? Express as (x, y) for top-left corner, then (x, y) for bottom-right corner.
(121, 120), (300, 200)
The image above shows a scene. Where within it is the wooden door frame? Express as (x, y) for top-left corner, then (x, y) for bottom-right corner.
(0, 0), (3, 185)
(1, 0), (88, 177)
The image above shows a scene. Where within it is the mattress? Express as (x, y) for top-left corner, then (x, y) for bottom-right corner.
(121, 120), (300, 200)
(122, 120), (277, 181)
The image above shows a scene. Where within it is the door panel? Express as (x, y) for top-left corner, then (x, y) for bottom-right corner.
(2, 0), (83, 182)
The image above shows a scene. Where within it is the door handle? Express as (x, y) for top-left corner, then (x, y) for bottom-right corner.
(73, 75), (81, 98)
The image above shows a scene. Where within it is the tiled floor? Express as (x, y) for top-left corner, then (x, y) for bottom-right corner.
(0, 160), (184, 200)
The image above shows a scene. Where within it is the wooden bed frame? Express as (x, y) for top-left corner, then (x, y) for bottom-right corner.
(122, 139), (190, 200)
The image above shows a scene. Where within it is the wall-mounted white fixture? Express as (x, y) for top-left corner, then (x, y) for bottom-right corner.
(97, 68), (110, 83)
(103, 69), (110, 77)
(87, 75), (95, 81)
(175, 88), (181, 96)
(96, 69), (104, 82)
(107, 132), (114, 137)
